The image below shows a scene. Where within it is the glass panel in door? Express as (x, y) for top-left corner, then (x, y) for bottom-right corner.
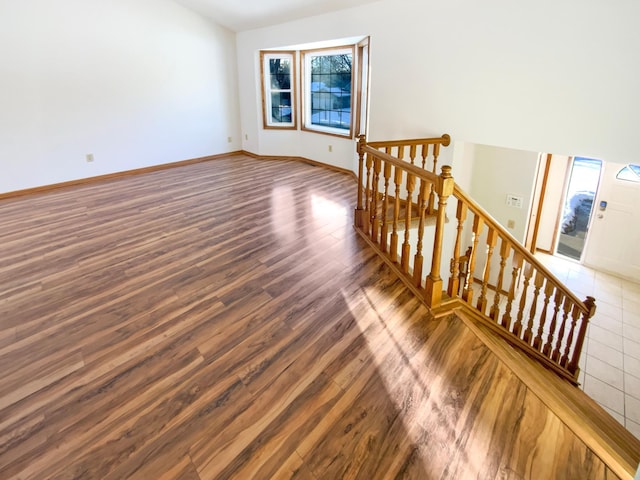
(556, 157), (602, 261)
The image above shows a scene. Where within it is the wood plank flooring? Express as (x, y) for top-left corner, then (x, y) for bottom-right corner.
(0, 155), (622, 479)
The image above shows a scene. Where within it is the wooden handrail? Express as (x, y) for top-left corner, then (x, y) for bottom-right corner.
(367, 134), (451, 148)
(452, 184), (588, 313)
(361, 146), (440, 184)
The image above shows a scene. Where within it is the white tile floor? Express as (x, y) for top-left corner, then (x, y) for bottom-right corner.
(536, 252), (640, 440)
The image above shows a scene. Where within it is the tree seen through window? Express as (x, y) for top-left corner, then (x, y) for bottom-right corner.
(260, 51), (296, 128)
(309, 53), (352, 130)
(269, 58), (292, 123)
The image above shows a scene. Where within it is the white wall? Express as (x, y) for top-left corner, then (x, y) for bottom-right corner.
(451, 141), (476, 193)
(237, 0), (640, 174)
(0, 0), (241, 194)
(470, 145), (539, 242)
(446, 144), (539, 289)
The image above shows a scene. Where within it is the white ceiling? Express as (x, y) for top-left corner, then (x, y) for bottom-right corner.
(174, 0), (381, 32)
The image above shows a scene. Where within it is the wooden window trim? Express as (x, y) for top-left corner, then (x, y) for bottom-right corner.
(260, 51), (297, 130)
(354, 37), (370, 138)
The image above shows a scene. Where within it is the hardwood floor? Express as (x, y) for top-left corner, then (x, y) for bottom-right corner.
(0, 155), (623, 479)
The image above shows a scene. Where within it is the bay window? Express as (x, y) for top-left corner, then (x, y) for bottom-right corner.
(259, 38), (368, 139)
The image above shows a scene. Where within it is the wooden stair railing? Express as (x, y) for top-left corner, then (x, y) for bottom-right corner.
(365, 134), (450, 215)
(354, 134), (596, 385)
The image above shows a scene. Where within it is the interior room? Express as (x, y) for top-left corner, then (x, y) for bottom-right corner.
(2, 0), (640, 478)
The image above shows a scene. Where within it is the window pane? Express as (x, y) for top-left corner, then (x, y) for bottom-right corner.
(272, 106), (292, 123)
(271, 73), (290, 90)
(319, 74), (330, 89)
(269, 58), (291, 89)
(269, 58), (290, 75)
(307, 52), (352, 131)
(270, 92), (291, 123)
(320, 56), (329, 73)
(271, 92), (291, 107)
(617, 165), (640, 182)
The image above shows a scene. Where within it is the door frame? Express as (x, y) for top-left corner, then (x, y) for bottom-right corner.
(526, 154), (572, 256)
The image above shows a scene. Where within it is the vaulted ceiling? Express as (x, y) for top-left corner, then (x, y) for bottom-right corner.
(173, 0), (381, 32)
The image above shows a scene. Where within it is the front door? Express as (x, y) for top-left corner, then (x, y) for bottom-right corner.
(583, 161), (640, 279)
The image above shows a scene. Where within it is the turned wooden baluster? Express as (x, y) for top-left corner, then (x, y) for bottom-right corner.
(397, 145), (406, 164)
(370, 157), (382, 242)
(552, 296), (573, 363)
(561, 304), (582, 368)
(462, 214), (484, 305)
(523, 271), (544, 345)
(447, 201), (468, 298)
(420, 144), (428, 170)
(363, 152), (373, 232)
(432, 143), (440, 174)
(543, 289), (564, 357)
(489, 240), (511, 321)
(428, 143), (441, 214)
(380, 162), (392, 252)
(568, 296), (596, 376)
(426, 186), (435, 216)
(355, 135), (367, 228)
(533, 281), (555, 350)
(413, 179), (429, 287)
(390, 167), (403, 263)
(424, 166), (455, 307)
(400, 173), (415, 273)
(513, 263), (534, 338)
(409, 144), (417, 166)
(501, 252), (523, 330)
(459, 246), (472, 297)
(477, 228), (498, 315)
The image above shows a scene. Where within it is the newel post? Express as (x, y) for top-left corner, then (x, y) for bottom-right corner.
(425, 165), (455, 308)
(354, 134), (367, 228)
(568, 296), (596, 378)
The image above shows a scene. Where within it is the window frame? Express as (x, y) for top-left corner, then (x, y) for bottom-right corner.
(301, 46), (355, 138)
(354, 37), (370, 138)
(260, 51), (297, 130)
